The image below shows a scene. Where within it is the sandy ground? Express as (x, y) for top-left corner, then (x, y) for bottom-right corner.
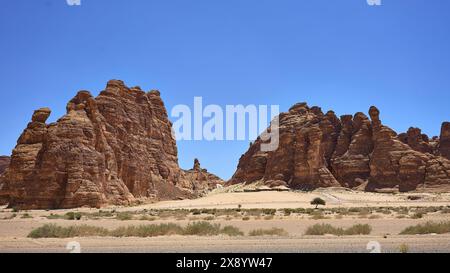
(0, 189), (449, 253)
(1, 236), (450, 253)
(124, 189), (450, 210)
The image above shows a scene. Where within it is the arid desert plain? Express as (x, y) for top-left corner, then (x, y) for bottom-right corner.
(1, 186), (450, 253)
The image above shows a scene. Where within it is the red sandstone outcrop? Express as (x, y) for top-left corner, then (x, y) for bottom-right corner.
(440, 122), (450, 160)
(0, 80), (222, 209)
(183, 159), (224, 194)
(229, 103), (450, 192)
(0, 156), (9, 175)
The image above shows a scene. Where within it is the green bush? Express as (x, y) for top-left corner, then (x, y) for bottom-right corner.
(263, 209), (276, 215)
(310, 198), (326, 209)
(220, 226), (244, 236)
(65, 212), (82, 220)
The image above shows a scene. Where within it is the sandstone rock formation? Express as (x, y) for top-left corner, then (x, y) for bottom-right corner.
(0, 80), (222, 209)
(183, 159), (224, 194)
(440, 122), (450, 160)
(0, 156), (10, 175)
(229, 103), (450, 192)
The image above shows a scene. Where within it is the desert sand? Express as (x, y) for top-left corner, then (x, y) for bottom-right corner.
(1, 189), (450, 253)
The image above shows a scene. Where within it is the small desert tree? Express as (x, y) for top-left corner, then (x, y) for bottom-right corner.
(311, 198), (326, 209)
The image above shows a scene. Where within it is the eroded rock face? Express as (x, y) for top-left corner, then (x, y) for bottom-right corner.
(229, 103), (450, 192)
(0, 156), (9, 175)
(183, 159), (224, 194)
(0, 80), (222, 209)
(440, 122), (450, 160)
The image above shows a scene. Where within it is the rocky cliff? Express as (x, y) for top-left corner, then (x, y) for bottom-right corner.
(229, 103), (450, 192)
(183, 159), (224, 194)
(0, 156), (10, 175)
(0, 80), (222, 209)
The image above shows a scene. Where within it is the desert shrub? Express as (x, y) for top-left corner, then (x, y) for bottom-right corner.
(264, 215), (274, 220)
(242, 216), (250, 221)
(411, 212), (424, 219)
(220, 226), (244, 236)
(21, 213), (33, 219)
(396, 207), (410, 215)
(86, 210), (115, 219)
(200, 209), (217, 215)
(262, 209), (276, 216)
(115, 212), (133, 221)
(305, 224), (372, 236)
(1, 213), (17, 220)
(46, 213), (64, 220)
(27, 222), (245, 238)
(400, 221), (450, 235)
(311, 211), (326, 220)
(305, 224), (344, 236)
(65, 212), (82, 220)
(249, 228), (288, 236)
(293, 208), (306, 214)
(344, 224), (372, 235)
(441, 208), (450, 214)
(407, 196), (422, 201)
(399, 244), (409, 253)
(28, 224), (108, 238)
(139, 215), (156, 221)
(110, 223), (184, 237)
(331, 208), (348, 215)
(184, 221), (221, 236)
(204, 216), (215, 221)
(245, 209), (263, 217)
(348, 208), (362, 214)
(283, 209), (292, 216)
(191, 209), (202, 215)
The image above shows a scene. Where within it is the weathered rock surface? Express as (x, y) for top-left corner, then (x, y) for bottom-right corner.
(229, 103), (450, 192)
(183, 159), (224, 194)
(440, 122), (450, 160)
(0, 156), (9, 175)
(0, 80), (222, 209)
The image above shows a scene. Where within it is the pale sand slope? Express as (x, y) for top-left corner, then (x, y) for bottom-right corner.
(125, 189), (450, 211)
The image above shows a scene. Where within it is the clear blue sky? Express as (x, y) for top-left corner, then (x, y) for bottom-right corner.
(0, 0), (449, 180)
